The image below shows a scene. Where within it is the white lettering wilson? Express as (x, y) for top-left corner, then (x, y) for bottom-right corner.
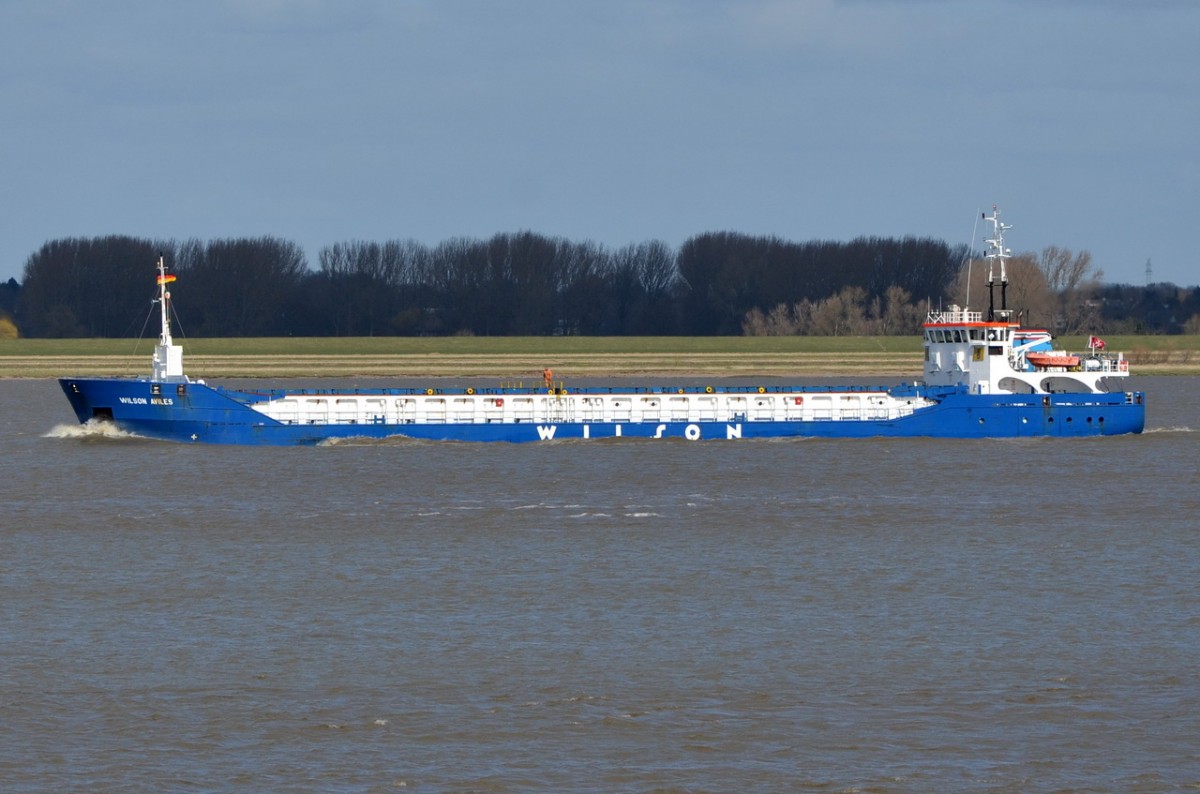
(117, 396), (174, 406)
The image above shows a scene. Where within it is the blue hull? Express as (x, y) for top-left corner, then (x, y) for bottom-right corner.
(59, 377), (1146, 445)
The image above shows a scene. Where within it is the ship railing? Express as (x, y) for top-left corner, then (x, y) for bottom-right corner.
(1077, 353), (1130, 373)
(1016, 351), (1130, 373)
(925, 308), (983, 325)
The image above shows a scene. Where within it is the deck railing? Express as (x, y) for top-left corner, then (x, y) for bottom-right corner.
(925, 308), (984, 324)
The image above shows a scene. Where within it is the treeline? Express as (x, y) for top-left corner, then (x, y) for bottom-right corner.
(5, 232), (1198, 338)
(10, 232), (963, 338)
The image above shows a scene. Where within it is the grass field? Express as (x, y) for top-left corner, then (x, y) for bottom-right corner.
(2, 335), (1197, 378)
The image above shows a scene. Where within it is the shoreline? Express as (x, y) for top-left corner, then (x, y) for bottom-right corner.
(0, 352), (924, 379)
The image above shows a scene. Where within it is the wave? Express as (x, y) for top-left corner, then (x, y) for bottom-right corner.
(1144, 426), (1197, 434)
(317, 434), (433, 447)
(43, 419), (146, 442)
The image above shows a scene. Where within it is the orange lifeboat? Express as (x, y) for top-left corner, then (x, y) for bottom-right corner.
(1026, 352), (1080, 368)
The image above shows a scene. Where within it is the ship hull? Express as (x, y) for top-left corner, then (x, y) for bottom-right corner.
(59, 377), (1146, 445)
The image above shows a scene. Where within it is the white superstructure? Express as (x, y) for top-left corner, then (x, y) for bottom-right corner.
(922, 208), (1129, 396)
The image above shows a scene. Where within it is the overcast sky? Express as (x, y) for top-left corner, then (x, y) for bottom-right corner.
(2, 0), (1197, 288)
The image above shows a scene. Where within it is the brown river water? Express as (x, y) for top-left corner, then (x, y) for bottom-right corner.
(1, 375), (1197, 792)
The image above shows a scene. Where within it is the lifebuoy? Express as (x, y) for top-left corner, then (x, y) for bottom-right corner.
(705, 386), (714, 394)
(425, 388), (434, 395)
(757, 386), (766, 394)
(1119, 360), (1129, 372)
(678, 388), (685, 394)
(795, 396), (804, 405)
(466, 387), (475, 395)
(495, 398), (504, 407)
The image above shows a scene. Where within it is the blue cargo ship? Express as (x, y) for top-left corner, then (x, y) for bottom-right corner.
(59, 208), (1145, 444)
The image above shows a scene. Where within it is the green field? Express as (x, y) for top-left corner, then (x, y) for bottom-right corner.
(2, 335), (1197, 378)
(0, 335), (923, 356)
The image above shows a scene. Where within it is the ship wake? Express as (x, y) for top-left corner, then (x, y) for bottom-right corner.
(44, 419), (146, 442)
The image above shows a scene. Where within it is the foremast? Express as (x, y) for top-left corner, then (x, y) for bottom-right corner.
(151, 256), (186, 382)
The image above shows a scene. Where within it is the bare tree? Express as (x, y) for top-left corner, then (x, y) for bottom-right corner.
(18, 236), (167, 337)
(1038, 245), (1104, 334)
(182, 237), (308, 336)
(877, 285), (923, 335)
(950, 254), (1057, 329)
(809, 287), (869, 336)
(1039, 246), (1101, 292)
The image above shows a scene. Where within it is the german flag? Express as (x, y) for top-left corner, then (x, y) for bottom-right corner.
(157, 274), (177, 285)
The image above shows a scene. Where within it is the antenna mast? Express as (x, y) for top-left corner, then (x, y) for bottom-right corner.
(983, 205), (1012, 322)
